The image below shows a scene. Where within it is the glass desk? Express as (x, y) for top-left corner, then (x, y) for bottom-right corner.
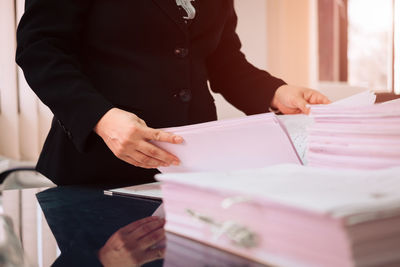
(2, 186), (266, 267)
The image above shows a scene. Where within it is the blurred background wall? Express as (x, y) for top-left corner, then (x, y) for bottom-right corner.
(216, 0), (318, 119)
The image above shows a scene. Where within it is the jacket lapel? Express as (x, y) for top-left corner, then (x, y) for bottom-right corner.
(152, 0), (188, 33)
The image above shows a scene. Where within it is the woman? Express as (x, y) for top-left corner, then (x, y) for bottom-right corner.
(16, 0), (329, 186)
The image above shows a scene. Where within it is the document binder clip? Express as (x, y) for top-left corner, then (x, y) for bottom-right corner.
(185, 208), (259, 248)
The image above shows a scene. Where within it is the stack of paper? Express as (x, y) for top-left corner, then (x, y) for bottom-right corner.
(307, 98), (400, 169)
(153, 113), (301, 173)
(156, 165), (400, 267)
(278, 114), (313, 164)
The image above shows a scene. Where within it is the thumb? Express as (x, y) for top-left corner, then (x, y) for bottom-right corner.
(144, 128), (183, 144)
(294, 97), (310, 114)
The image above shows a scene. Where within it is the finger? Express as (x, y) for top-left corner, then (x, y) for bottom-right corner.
(314, 94), (325, 104)
(278, 106), (302, 115)
(315, 94), (331, 104)
(143, 247), (166, 263)
(293, 97), (310, 114)
(152, 239), (167, 250)
(321, 95), (331, 104)
(137, 141), (180, 166)
(308, 92), (329, 105)
(120, 154), (147, 168)
(144, 128), (183, 144)
(110, 140), (156, 168)
(138, 228), (166, 250)
(306, 90), (331, 105)
(309, 93), (318, 104)
(131, 151), (165, 167)
(121, 155), (158, 169)
(128, 218), (166, 240)
(274, 101), (301, 115)
(303, 89), (315, 102)
(120, 217), (161, 234)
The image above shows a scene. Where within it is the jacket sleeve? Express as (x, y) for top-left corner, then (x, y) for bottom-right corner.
(16, 0), (114, 152)
(52, 248), (103, 267)
(206, 1), (286, 115)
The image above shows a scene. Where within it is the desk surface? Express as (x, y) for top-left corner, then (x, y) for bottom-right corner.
(2, 186), (266, 267)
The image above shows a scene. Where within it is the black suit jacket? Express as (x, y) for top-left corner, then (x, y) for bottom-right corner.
(16, 0), (286, 186)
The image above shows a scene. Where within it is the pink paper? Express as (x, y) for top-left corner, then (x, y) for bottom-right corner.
(153, 113), (301, 173)
(308, 98), (400, 170)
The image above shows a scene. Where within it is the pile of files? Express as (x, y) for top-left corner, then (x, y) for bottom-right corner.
(156, 165), (400, 267)
(153, 113), (301, 173)
(307, 98), (400, 169)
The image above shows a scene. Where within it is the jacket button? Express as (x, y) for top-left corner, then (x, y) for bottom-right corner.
(175, 89), (192, 102)
(174, 47), (189, 58)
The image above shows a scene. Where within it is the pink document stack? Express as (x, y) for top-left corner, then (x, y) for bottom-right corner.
(307, 99), (400, 169)
(156, 165), (400, 267)
(153, 113), (301, 173)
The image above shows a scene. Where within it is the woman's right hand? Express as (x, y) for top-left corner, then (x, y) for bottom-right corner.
(94, 108), (183, 169)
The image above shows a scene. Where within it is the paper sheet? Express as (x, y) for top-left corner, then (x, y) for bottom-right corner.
(329, 90), (376, 106)
(152, 204), (165, 218)
(154, 113), (301, 173)
(277, 114), (313, 164)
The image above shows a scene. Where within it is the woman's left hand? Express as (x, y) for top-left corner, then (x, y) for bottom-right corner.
(271, 85), (331, 114)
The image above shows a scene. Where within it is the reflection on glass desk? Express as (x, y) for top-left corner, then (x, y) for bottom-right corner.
(2, 186), (267, 266)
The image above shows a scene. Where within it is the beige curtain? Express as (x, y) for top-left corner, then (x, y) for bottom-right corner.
(0, 0), (52, 162)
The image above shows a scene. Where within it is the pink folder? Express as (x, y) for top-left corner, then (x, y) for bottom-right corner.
(152, 113), (302, 173)
(156, 165), (400, 267)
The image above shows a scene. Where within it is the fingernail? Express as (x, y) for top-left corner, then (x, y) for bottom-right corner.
(174, 136), (183, 143)
(172, 161), (180, 166)
(162, 163), (169, 167)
